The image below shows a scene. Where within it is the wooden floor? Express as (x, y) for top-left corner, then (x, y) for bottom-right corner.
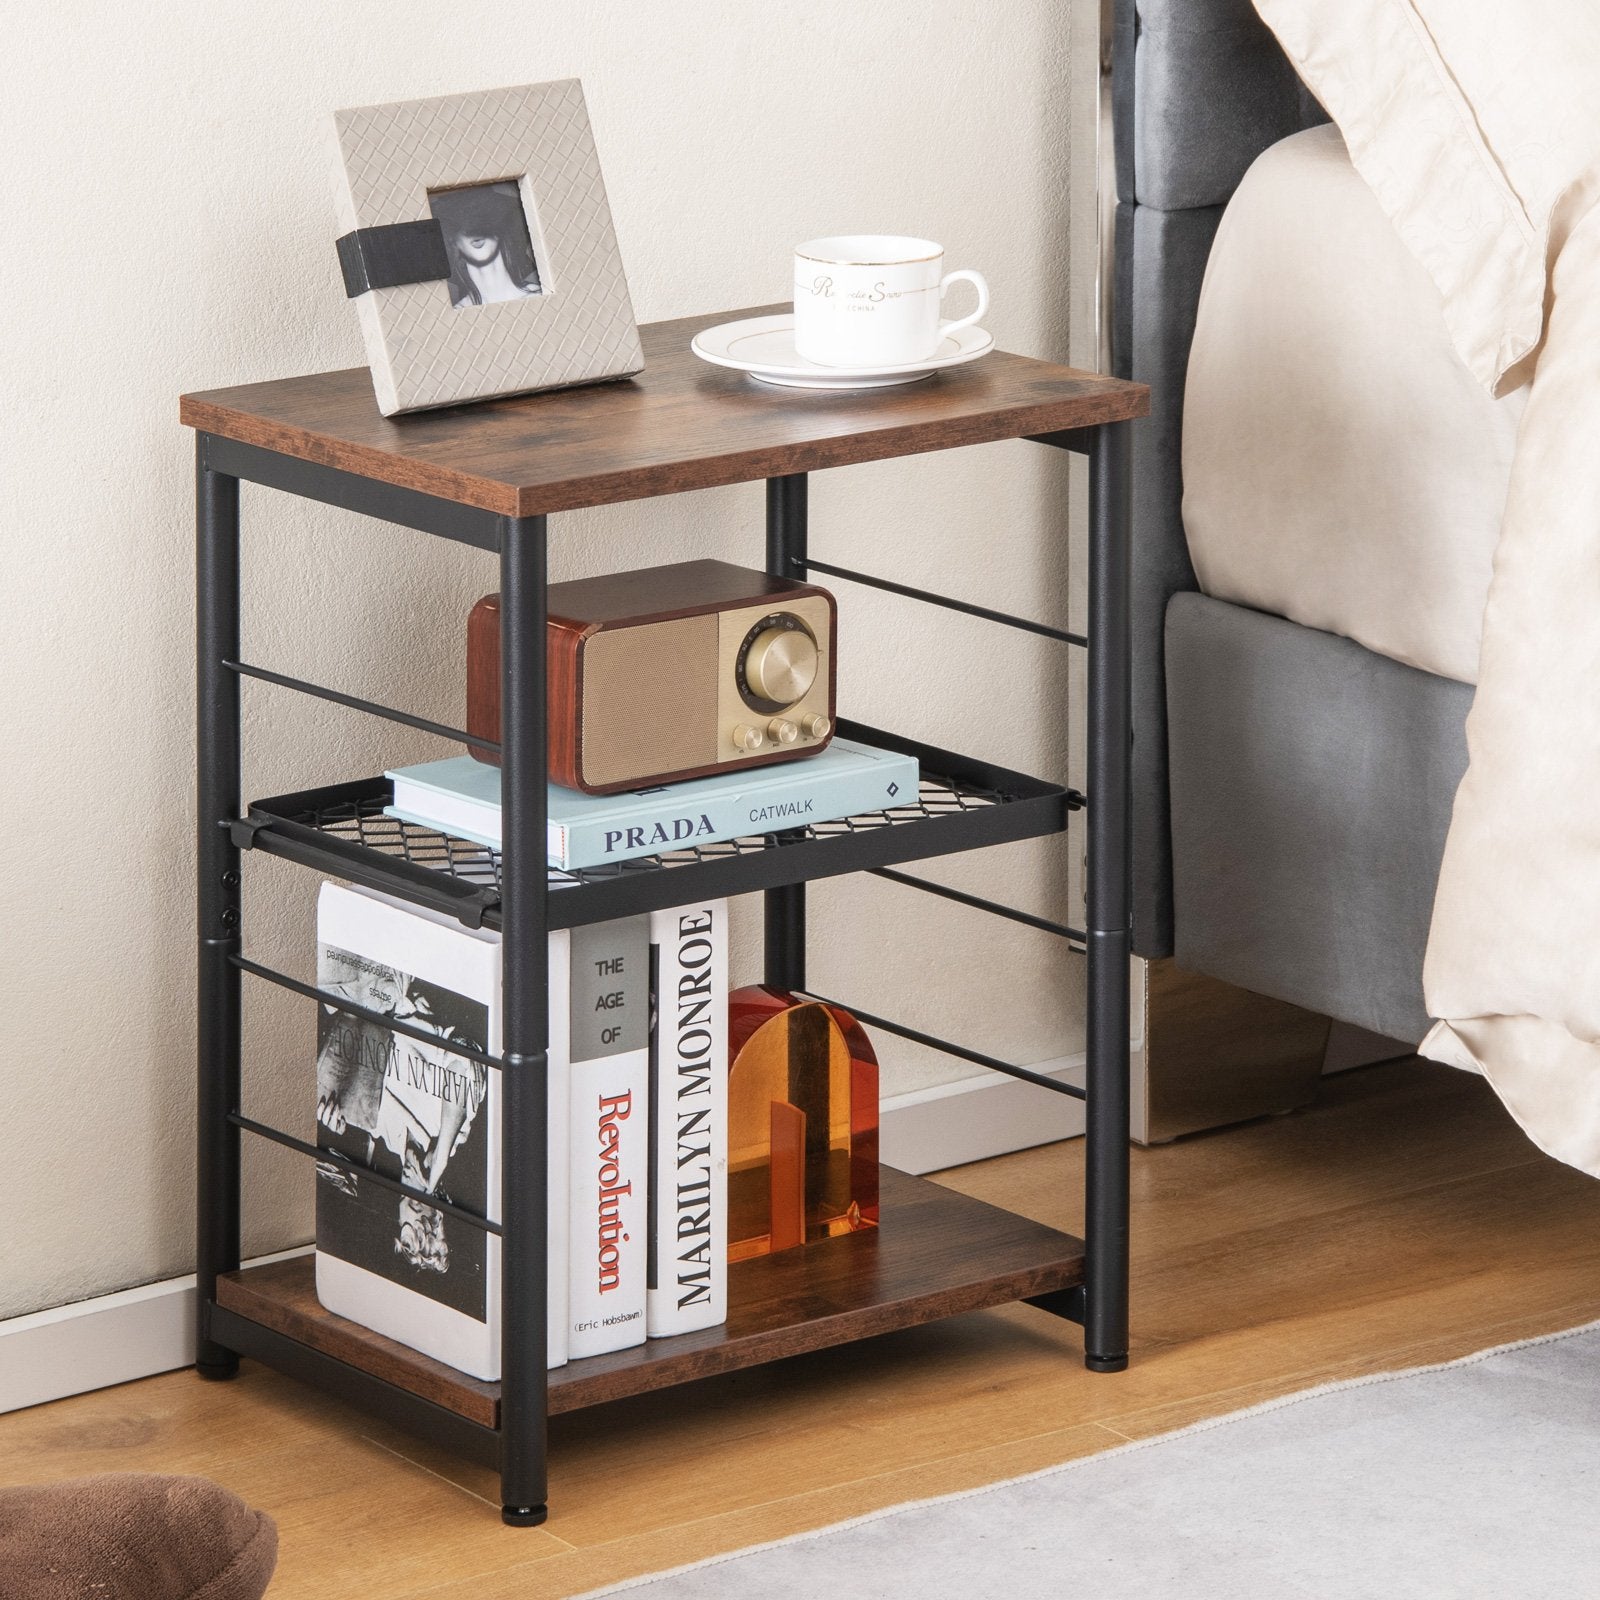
(10, 1058), (1600, 1598)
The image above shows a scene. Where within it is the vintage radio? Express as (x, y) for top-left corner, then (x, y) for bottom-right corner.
(467, 559), (836, 794)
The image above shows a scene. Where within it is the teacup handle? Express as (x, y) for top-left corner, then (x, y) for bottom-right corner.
(938, 269), (990, 338)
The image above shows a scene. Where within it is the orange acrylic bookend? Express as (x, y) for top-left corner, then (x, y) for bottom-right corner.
(727, 985), (880, 1261)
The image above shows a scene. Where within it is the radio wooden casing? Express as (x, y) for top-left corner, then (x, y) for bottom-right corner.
(467, 559), (836, 794)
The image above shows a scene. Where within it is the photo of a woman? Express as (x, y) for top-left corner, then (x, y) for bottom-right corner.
(428, 180), (544, 308)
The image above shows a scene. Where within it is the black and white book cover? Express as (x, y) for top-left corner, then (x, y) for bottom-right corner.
(647, 900), (729, 1337)
(313, 883), (571, 1378)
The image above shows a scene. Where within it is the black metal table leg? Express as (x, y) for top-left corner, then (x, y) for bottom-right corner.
(498, 513), (552, 1526)
(1083, 421), (1132, 1373)
(196, 435), (243, 1380)
(763, 475), (808, 992)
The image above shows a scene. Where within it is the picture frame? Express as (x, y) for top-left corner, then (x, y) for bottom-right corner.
(330, 80), (643, 417)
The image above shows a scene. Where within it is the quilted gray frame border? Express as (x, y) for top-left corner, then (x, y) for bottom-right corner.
(331, 80), (643, 416)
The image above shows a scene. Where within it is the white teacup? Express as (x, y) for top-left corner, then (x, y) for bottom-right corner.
(793, 235), (989, 368)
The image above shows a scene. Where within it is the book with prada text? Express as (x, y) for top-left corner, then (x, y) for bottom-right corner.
(385, 737), (920, 870)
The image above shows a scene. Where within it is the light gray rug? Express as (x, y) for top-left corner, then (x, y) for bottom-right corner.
(581, 1321), (1600, 1599)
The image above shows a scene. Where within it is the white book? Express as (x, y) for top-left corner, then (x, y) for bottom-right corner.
(646, 901), (729, 1338)
(313, 883), (571, 1378)
(567, 917), (651, 1359)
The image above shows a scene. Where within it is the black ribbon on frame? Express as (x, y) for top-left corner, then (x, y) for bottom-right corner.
(336, 220), (451, 298)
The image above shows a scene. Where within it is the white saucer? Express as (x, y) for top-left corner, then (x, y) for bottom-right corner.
(691, 313), (994, 389)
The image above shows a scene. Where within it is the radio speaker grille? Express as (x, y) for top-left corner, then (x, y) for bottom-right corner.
(580, 617), (718, 788)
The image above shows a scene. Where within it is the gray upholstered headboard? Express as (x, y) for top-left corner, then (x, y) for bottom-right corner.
(1114, 0), (1326, 958)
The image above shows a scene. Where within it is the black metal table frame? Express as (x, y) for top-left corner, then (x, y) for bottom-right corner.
(194, 421), (1132, 1526)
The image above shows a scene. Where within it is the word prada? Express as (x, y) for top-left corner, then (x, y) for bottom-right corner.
(601, 800), (815, 857)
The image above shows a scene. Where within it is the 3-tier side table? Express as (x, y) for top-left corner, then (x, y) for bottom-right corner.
(181, 304), (1149, 1525)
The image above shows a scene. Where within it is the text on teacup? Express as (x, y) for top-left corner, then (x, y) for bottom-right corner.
(798, 274), (929, 303)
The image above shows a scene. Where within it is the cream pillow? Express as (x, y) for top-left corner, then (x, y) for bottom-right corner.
(1253, 0), (1600, 394)
(1183, 125), (1523, 687)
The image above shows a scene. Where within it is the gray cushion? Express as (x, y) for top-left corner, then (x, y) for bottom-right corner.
(1166, 593), (1471, 1043)
(1117, 0), (1327, 958)
(1133, 0), (1307, 211)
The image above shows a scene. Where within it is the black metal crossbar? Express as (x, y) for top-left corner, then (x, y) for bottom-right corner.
(793, 557), (1088, 648)
(232, 954), (502, 1071)
(226, 660), (501, 756)
(803, 992), (1087, 1100)
(229, 1113), (502, 1235)
(870, 866), (1087, 947)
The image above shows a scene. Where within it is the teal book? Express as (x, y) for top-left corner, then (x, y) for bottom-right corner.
(385, 737), (922, 871)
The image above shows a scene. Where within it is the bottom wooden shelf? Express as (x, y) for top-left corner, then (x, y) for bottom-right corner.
(214, 1167), (1085, 1429)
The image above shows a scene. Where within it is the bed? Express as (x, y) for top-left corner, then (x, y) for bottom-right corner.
(1115, 0), (1516, 1046)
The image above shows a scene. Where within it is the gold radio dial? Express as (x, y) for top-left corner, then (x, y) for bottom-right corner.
(743, 620), (818, 707)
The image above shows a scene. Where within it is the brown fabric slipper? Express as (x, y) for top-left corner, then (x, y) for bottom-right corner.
(0, 1474), (278, 1599)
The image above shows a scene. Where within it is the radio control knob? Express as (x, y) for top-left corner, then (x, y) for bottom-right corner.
(800, 713), (832, 740)
(732, 723), (765, 752)
(768, 718), (799, 745)
(745, 623), (819, 706)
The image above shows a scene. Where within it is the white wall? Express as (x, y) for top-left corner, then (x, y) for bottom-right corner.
(2, 0), (1093, 1321)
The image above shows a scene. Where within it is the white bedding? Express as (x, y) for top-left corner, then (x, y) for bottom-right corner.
(1182, 124), (1524, 687)
(1250, 0), (1600, 1177)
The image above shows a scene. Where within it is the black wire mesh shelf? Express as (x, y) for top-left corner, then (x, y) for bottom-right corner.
(235, 721), (1077, 930)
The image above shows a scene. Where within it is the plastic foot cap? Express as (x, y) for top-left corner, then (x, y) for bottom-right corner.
(1085, 1352), (1129, 1373)
(502, 1505), (549, 1528)
(195, 1358), (240, 1382)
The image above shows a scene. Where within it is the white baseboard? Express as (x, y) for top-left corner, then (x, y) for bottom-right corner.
(2, 1063), (1097, 1414)
(0, 1247), (310, 1417)
(879, 1052), (1087, 1175)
